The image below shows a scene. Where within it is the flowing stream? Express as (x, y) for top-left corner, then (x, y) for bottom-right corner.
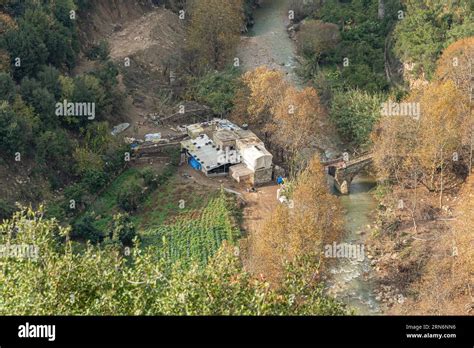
(240, 0), (381, 314)
(329, 175), (381, 314)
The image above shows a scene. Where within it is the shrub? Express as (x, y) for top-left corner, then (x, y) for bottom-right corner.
(330, 89), (386, 146)
(109, 213), (136, 246)
(72, 213), (103, 243)
(81, 169), (108, 193)
(86, 40), (110, 61)
(288, 0), (319, 23)
(44, 201), (66, 221)
(64, 183), (88, 207)
(0, 72), (16, 102)
(141, 168), (158, 190)
(117, 182), (143, 212)
(190, 68), (240, 116)
(0, 199), (15, 221)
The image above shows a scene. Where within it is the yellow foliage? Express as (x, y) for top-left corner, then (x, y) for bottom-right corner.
(435, 37), (474, 98)
(235, 67), (325, 162)
(0, 12), (16, 35)
(249, 156), (343, 284)
(73, 148), (104, 175)
(372, 80), (468, 193)
(408, 176), (474, 314)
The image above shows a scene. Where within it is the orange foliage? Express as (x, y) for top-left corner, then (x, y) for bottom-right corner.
(248, 156), (343, 284)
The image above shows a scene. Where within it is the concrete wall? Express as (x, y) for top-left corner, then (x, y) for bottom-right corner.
(254, 167), (273, 185)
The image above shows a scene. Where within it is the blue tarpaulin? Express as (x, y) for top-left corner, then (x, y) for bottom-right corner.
(188, 156), (202, 171)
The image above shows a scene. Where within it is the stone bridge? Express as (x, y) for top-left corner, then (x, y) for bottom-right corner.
(323, 152), (373, 194)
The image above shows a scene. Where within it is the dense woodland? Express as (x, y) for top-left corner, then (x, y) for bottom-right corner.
(0, 0), (472, 315)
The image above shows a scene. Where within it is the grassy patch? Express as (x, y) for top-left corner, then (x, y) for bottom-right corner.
(79, 165), (176, 234)
(87, 167), (142, 231)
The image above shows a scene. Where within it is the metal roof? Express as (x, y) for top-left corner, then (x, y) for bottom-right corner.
(181, 134), (240, 171)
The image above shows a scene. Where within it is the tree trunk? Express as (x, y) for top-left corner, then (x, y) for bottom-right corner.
(439, 150), (444, 209)
(378, 0), (385, 19)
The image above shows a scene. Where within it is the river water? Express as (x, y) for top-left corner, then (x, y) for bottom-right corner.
(328, 175), (381, 314)
(240, 0), (301, 85)
(241, 0), (381, 314)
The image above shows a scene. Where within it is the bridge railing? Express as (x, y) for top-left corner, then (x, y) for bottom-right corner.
(322, 152), (373, 168)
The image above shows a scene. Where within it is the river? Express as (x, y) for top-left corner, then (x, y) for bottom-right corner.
(240, 0), (381, 314)
(239, 0), (301, 85)
(328, 175), (381, 314)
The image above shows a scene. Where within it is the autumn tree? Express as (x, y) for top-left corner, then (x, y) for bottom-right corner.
(249, 156), (343, 283)
(402, 176), (474, 314)
(233, 67), (326, 168)
(272, 86), (325, 164)
(372, 81), (469, 208)
(187, 0), (244, 70)
(231, 66), (289, 149)
(371, 107), (420, 186)
(0, 11), (16, 35)
(235, 66), (289, 126)
(436, 37), (474, 97)
(417, 81), (468, 205)
(435, 37), (474, 172)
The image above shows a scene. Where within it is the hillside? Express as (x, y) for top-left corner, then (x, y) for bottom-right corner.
(0, 0), (473, 322)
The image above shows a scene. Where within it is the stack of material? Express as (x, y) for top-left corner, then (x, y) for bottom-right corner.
(111, 123), (130, 136)
(186, 124), (205, 139)
(144, 133), (162, 142)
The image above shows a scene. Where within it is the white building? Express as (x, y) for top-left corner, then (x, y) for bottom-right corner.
(181, 119), (273, 185)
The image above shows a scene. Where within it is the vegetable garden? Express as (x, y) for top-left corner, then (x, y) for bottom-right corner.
(150, 193), (240, 265)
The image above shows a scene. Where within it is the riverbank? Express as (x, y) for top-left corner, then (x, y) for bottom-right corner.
(237, 0), (382, 314)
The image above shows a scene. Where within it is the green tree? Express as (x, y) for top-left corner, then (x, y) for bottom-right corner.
(72, 74), (106, 117)
(19, 77), (57, 127)
(0, 207), (347, 315)
(393, 0), (473, 79)
(36, 129), (74, 173)
(187, 0), (244, 70)
(0, 72), (16, 102)
(72, 213), (103, 244)
(109, 213), (136, 246)
(190, 68), (240, 115)
(0, 199), (15, 221)
(37, 65), (62, 99)
(117, 182), (143, 212)
(3, 19), (48, 80)
(330, 89), (386, 146)
(0, 101), (31, 156)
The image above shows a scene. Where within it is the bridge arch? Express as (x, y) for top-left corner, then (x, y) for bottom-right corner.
(323, 153), (373, 194)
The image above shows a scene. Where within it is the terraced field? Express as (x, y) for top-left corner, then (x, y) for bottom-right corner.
(147, 193), (240, 266)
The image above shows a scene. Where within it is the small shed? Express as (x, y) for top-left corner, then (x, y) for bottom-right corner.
(240, 144), (273, 171)
(230, 163), (254, 184)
